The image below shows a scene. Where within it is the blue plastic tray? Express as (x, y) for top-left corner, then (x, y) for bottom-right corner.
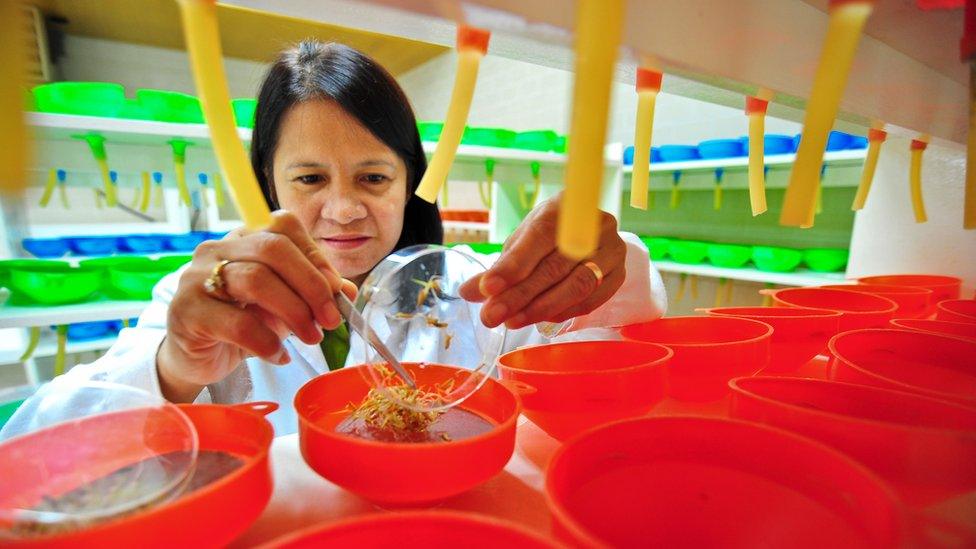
(697, 139), (744, 159)
(164, 231), (209, 252)
(658, 145), (700, 162)
(118, 234), (166, 254)
(22, 238), (69, 258)
(67, 237), (118, 256)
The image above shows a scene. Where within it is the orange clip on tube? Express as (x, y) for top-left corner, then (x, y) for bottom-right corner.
(781, 0), (874, 227)
(0, 0), (28, 195)
(630, 67), (662, 210)
(558, 0), (626, 260)
(416, 25), (490, 204)
(176, 0), (270, 229)
(909, 138), (928, 223)
(746, 96), (769, 216)
(851, 127), (886, 210)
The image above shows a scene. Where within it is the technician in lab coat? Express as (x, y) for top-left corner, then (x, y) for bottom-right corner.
(56, 42), (667, 434)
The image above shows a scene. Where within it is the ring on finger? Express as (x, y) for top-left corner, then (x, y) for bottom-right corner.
(204, 259), (244, 307)
(581, 260), (604, 289)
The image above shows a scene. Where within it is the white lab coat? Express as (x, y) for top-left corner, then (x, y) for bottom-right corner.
(51, 233), (667, 434)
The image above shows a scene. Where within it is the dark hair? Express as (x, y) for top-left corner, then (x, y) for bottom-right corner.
(250, 41), (442, 252)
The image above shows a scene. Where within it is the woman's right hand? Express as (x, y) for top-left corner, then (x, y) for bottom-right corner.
(156, 210), (354, 403)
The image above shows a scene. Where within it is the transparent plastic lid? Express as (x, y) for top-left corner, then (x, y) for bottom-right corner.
(0, 381), (198, 538)
(355, 244), (507, 413)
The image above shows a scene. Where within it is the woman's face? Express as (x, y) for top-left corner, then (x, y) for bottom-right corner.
(271, 99), (407, 284)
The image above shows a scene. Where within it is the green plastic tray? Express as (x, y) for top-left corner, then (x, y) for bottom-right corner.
(0, 259), (66, 288)
(465, 242), (504, 255)
(32, 82), (126, 117)
(9, 264), (102, 305)
(118, 98), (152, 120)
(107, 263), (173, 300)
(553, 134), (568, 153)
(462, 127), (517, 148)
(417, 122), (445, 142)
(752, 246), (803, 273)
(136, 89), (204, 123)
(232, 98), (258, 128)
(639, 237), (670, 260)
(707, 243), (753, 268)
(667, 240), (709, 264)
(513, 130), (559, 151)
(803, 248), (849, 272)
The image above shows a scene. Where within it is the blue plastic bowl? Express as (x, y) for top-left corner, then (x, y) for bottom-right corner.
(67, 237), (118, 256)
(66, 321), (114, 341)
(697, 139), (744, 159)
(118, 234), (166, 254)
(22, 238), (69, 258)
(108, 318), (139, 332)
(651, 147), (662, 163)
(764, 134), (795, 154)
(794, 131), (853, 152)
(164, 231), (209, 252)
(658, 145), (700, 162)
(623, 146), (635, 165)
(847, 135), (868, 149)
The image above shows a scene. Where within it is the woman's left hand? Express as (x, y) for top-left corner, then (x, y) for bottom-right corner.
(459, 195), (626, 329)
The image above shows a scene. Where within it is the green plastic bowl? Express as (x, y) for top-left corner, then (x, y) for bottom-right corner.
(136, 89), (204, 123)
(639, 237), (671, 260)
(466, 242), (504, 255)
(668, 240), (709, 264)
(107, 263), (173, 300)
(232, 98), (258, 128)
(462, 127), (517, 148)
(118, 98), (152, 120)
(417, 122), (445, 142)
(803, 248), (849, 272)
(707, 243), (753, 268)
(553, 134), (568, 153)
(9, 263), (102, 305)
(513, 130), (559, 151)
(752, 246), (803, 272)
(155, 254), (194, 271)
(79, 256), (154, 270)
(0, 259), (66, 287)
(32, 82), (126, 117)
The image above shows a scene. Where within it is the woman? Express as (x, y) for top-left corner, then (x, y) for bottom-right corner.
(59, 42), (666, 434)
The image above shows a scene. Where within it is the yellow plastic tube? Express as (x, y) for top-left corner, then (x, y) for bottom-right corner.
(18, 327), (41, 362)
(39, 169), (57, 207)
(909, 138), (928, 223)
(169, 140), (193, 207)
(477, 158), (494, 209)
(713, 168), (724, 211)
(176, 0), (271, 229)
(670, 172), (681, 209)
(519, 162), (542, 210)
(153, 172), (164, 208)
(58, 177), (69, 208)
(715, 278), (728, 307)
(558, 0), (625, 259)
(213, 172), (226, 208)
(77, 135), (118, 207)
(139, 171), (152, 212)
(781, 0), (874, 227)
(131, 172), (147, 209)
(746, 96), (770, 216)
(630, 68), (662, 210)
(851, 127), (886, 210)
(54, 325), (67, 377)
(0, 0), (28, 195)
(416, 26), (490, 204)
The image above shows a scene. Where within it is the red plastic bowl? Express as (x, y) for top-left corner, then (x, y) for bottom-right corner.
(766, 287), (897, 331)
(890, 318), (976, 342)
(701, 306), (841, 374)
(497, 340), (672, 441)
(828, 329), (976, 406)
(1, 402), (275, 548)
(936, 299), (976, 324)
(619, 316), (772, 402)
(858, 274), (962, 316)
(820, 283), (932, 320)
(294, 363), (519, 506)
(545, 416), (904, 548)
(729, 376), (976, 505)
(258, 510), (562, 548)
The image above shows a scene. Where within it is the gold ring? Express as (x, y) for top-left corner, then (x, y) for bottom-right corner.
(582, 260), (603, 288)
(203, 259), (237, 304)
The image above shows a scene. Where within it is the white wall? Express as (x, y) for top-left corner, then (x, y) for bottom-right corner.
(58, 35), (267, 99)
(849, 139), (976, 296)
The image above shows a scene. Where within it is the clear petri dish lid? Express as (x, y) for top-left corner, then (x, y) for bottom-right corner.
(0, 381), (198, 539)
(355, 244), (507, 413)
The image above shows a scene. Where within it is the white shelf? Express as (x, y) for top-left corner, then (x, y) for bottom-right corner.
(27, 112), (252, 146)
(0, 301), (149, 329)
(652, 259), (847, 287)
(622, 149), (867, 174)
(423, 142), (566, 165)
(0, 333), (118, 365)
(442, 220), (491, 231)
